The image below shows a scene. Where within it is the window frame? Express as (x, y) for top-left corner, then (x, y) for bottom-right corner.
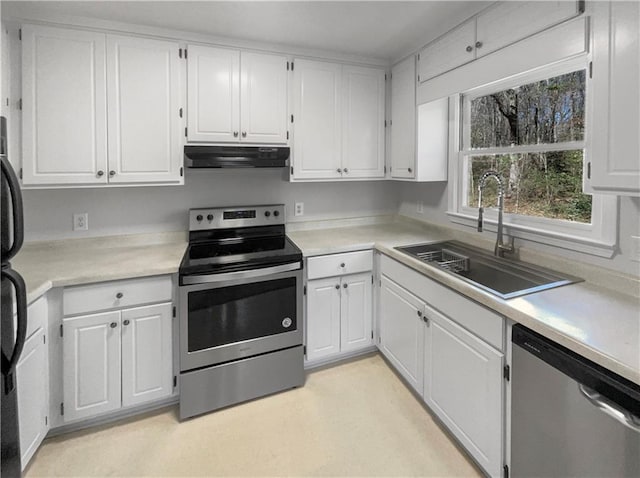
(447, 58), (618, 258)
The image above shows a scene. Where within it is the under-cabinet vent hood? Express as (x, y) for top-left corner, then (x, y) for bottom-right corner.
(184, 146), (289, 168)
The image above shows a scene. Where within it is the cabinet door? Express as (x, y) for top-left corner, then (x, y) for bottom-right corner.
(106, 35), (182, 184)
(240, 52), (288, 144)
(187, 45), (240, 143)
(390, 57), (416, 179)
(341, 66), (385, 178)
(63, 310), (121, 422)
(16, 327), (48, 469)
(416, 97), (448, 182)
(417, 20), (475, 83)
(475, 1), (581, 59)
(121, 303), (173, 407)
(292, 59), (342, 179)
(424, 306), (503, 478)
(306, 277), (341, 361)
(379, 276), (424, 394)
(21, 24), (107, 185)
(340, 273), (373, 353)
(588, 1), (640, 195)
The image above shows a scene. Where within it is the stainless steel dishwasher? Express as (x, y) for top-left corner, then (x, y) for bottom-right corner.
(511, 325), (640, 477)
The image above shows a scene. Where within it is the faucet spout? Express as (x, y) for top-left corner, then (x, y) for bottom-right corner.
(477, 170), (514, 258)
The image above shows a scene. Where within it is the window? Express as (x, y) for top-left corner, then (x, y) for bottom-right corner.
(449, 61), (617, 257)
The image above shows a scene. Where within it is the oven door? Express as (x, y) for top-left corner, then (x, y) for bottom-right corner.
(179, 263), (303, 372)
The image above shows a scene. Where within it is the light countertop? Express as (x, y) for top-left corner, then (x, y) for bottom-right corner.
(12, 232), (187, 304)
(288, 221), (640, 385)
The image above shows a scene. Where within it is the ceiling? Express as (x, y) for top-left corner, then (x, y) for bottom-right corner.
(2, 1), (492, 62)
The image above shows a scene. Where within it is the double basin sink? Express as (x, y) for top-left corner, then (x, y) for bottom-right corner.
(395, 240), (581, 299)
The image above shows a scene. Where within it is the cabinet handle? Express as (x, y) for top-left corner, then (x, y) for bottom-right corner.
(116, 292), (123, 299)
(335, 284), (340, 290)
(233, 131), (239, 138)
(408, 167), (412, 173)
(417, 310), (422, 317)
(97, 170), (104, 177)
(343, 283), (348, 289)
(475, 41), (483, 49)
(343, 168), (348, 173)
(123, 319), (130, 326)
(337, 168), (342, 173)
(109, 170), (116, 176)
(466, 45), (473, 52)
(340, 263), (345, 268)
(242, 131), (247, 138)
(110, 322), (117, 328)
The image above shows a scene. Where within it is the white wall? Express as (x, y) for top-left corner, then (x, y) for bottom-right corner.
(22, 169), (401, 240)
(398, 182), (640, 277)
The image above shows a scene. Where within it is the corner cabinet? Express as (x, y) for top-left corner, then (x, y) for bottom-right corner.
(305, 251), (374, 364)
(21, 24), (184, 187)
(61, 276), (174, 423)
(587, 1), (640, 196)
(291, 59), (385, 181)
(186, 45), (288, 144)
(378, 254), (506, 478)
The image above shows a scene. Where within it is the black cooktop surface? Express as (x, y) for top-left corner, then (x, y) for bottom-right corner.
(179, 226), (302, 277)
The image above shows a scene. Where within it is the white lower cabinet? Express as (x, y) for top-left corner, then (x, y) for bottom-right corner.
(306, 271), (373, 363)
(16, 296), (49, 470)
(379, 276), (424, 394)
(378, 254), (506, 477)
(423, 304), (504, 478)
(62, 302), (173, 422)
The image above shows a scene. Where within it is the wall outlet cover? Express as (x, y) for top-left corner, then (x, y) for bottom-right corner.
(73, 213), (88, 231)
(631, 236), (640, 263)
(294, 202), (304, 216)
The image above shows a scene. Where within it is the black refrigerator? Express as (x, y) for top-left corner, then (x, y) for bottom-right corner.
(1, 115), (27, 477)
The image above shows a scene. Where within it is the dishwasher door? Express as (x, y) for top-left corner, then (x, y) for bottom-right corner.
(511, 325), (640, 477)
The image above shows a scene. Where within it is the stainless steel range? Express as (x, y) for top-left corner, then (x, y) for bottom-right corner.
(178, 204), (304, 419)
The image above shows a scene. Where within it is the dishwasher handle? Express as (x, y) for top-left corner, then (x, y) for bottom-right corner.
(579, 384), (640, 433)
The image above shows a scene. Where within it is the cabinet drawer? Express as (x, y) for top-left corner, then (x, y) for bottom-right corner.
(64, 275), (172, 316)
(307, 250), (373, 280)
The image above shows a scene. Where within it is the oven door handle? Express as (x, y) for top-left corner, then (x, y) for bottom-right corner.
(182, 262), (301, 285)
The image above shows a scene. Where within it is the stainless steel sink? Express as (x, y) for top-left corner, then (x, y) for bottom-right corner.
(395, 240), (582, 299)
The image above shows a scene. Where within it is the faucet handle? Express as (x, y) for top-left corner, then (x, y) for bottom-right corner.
(477, 207), (484, 232)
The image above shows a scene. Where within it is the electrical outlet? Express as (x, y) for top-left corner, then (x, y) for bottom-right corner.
(631, 236), (640, 263)
(73, 213), (88, 231)
(294, 202), (304, 216)
(417, 201), (424, 214)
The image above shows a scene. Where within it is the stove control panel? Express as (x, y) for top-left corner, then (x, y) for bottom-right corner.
(189, 205), (286, 231)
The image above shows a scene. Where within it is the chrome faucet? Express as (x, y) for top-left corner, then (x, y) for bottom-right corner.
(477, 170), (514, 258)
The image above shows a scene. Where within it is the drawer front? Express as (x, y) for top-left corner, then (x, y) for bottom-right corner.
(64, 275), (173, 316)
(307, 250), (373, 280)
(380, 255), (503, 350)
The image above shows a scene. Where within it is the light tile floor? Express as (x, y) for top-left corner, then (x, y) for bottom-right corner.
(26, 354), (481, 477)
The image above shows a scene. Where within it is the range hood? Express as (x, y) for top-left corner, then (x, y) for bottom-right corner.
(184, 145), (289, 168)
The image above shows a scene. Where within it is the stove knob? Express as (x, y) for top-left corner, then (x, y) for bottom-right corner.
(207, 214), (214, 221)
(196, 214), (203, 222)
(265, 211), (271, 217)
(273, 210), (280, 217)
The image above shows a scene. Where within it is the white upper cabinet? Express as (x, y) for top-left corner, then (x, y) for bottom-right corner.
(187, 45), (240, 142)
(21, 25), (183, 187)
(418, 20), (476, 84)
(187, 46), (288, 144)
(418, 1), (582, 83)
(292, 59), (343, 179)
(240, 52), (289, 143)
(587, 1), (640, 196)
(415, 97), (448, 182)
(390, 56), (416, 179)
(341, 66), (385, 178)
(292, 59), (386, 181)
(106, 35), (183, 184)
(22, 25), (108, 185)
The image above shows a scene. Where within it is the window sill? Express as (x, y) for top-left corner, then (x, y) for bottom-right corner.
(446, 211), (616, 258)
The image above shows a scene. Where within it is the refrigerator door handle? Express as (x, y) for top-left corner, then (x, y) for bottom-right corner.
(1, 268), (27, 394)
(1, 156), (24, 261)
